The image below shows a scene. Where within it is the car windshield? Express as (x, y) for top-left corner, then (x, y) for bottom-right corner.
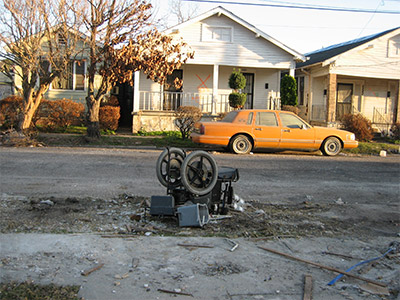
(220, 111), (238, 123)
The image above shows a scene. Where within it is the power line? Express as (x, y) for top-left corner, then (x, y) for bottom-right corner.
(182, 0), (400, 14)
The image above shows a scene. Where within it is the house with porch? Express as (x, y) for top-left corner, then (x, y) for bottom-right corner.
(125, 6), (305, 132)
(295, 27), (400, 133)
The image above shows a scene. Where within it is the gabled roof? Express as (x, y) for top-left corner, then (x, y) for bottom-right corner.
(297, 27), (400, 68)
(164, 6), (305, 61)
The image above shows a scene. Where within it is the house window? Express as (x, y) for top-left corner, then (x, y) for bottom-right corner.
(202, 25), (232, 42)
(52, 60), (86, 91)
(388, 38), (400, 57)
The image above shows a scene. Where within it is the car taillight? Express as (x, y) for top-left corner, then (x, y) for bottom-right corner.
(200, 124), (205, 134)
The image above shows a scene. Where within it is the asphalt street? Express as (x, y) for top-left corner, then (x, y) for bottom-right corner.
(0, 146), (399, 206)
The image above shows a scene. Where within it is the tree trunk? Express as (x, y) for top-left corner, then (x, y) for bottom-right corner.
(17, 86), (46, 133)
(86, 95), (101, 138)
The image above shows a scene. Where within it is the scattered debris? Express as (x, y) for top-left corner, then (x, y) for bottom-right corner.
(359, 283), (390, 296)
(226, 239), (239, 252)
(327, 243), (397, 286)
(39, 200), (54, 206)
(303, 275), (313, 300)
(81, 263), (104, 276)
(322, 251), (358, 260)
(157, 288), (193, 297)
(335, 198), (345, 205)
(257, 246), (387, 287)
(177, 243), (214, 249)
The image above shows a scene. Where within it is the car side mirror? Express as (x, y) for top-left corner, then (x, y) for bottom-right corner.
(301, 124), (308, 130)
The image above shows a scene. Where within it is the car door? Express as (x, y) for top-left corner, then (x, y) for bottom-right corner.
(278, 112), (316, 149)
(252, 111), (281, 148)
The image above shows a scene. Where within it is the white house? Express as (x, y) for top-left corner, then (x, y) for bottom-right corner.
(126, 6), (305, 132)
(295, 27), (400, 133)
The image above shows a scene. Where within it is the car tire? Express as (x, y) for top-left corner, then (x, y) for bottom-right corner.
(321, 137), (342, 156)
(230, 135), (252, 154)
(180, 150), (218, 195)
(156, 148), (186, 188)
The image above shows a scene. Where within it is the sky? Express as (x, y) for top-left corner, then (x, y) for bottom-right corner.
(150, 0), (400, 54)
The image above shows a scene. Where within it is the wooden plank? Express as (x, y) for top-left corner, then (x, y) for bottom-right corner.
(81, 263), (104, 276)
(258, 246), (387, 288)
(303, 275), (313, 300)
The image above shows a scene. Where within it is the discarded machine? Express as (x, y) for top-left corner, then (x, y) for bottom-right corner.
(150, 148), (239, 227)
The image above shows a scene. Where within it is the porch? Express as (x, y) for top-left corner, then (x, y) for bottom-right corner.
(131, 90), (281, 132)
(310, 104), (395, 133)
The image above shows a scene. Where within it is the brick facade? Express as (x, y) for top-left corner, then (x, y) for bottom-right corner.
(326, 73), (337, 123)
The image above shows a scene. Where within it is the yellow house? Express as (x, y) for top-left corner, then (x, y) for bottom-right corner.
(296, 27), (400, 133)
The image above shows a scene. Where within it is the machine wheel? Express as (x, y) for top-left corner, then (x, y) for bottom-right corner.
(321, 137), (342, 156)
(230, 135), (252, 154)
(181, 151), (218, 196)
(156, 148), (186, 188)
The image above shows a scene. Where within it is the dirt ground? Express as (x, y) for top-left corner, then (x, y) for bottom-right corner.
(1, 193), (399, 300)
(1, 193), (398, 240)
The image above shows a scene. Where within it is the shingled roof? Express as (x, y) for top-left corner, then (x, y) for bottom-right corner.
(297, 27), (400, 68)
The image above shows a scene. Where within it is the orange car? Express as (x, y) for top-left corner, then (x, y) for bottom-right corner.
(190, 109), (358, 156)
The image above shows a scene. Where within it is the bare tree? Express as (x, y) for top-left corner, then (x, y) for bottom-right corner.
(169, 0), (198, 23)
(81, 0), (194, 138)
(0, 0), (83, 132)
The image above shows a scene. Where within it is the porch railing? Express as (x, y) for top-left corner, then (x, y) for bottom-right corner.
(373, 107), (393, 133)
(139, 91), (283, 114)
(139, 91), (232, 114)
(311, 104), (326, 121)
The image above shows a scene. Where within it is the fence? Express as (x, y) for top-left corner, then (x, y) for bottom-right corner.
(139, 91), (281, 114)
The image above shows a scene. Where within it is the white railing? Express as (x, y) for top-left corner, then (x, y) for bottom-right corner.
(311, 104), (326, 121)
(267, 97), (281, 110)
(139, 91), (282, 114)
(373, 107), (393, 124)
(139, 91), (232, 114)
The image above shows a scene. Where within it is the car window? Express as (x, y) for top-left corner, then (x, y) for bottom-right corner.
(247, 112), (253, 125)
(221, 111), (238, 123)
(280, 113), (308, 128)
(255, 112), (278, 126)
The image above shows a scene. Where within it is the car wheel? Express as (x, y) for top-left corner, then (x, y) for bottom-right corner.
(156, 148), (186, 188)
(321, 137), (342, 156)
(180, 150), (218, 195)
(230, 135), (252, 154)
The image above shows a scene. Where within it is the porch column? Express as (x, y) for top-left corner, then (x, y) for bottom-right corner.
(212, 64), (219, 114)
(289, 68), (295, 77)
(395, 80), (400, 123)
(133, 70), (140, 112)
(326, 73), (337, 123)
(132, 71), (141, 133)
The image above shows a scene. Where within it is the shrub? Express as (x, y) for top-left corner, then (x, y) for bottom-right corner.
(280, 75), (297, 106)
(341, 113), (373, 141)
(228, 70), (246, 90)
(228, 70), (247, 109)
(37, 99), (85, 129)
(99, 106), (120, 131)
(228, 93), (246, 109)
(281, 105), (300, 115)
(174, 106), (202, 140)
(391, 123), (400, 140)
(101, 95), (119, 107)
(0, 95), (24, 129)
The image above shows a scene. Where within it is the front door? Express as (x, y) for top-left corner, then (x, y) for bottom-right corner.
(243, 73), (254, 109)
(164, 70), (183, 110)
(336, 83), (353, 120)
